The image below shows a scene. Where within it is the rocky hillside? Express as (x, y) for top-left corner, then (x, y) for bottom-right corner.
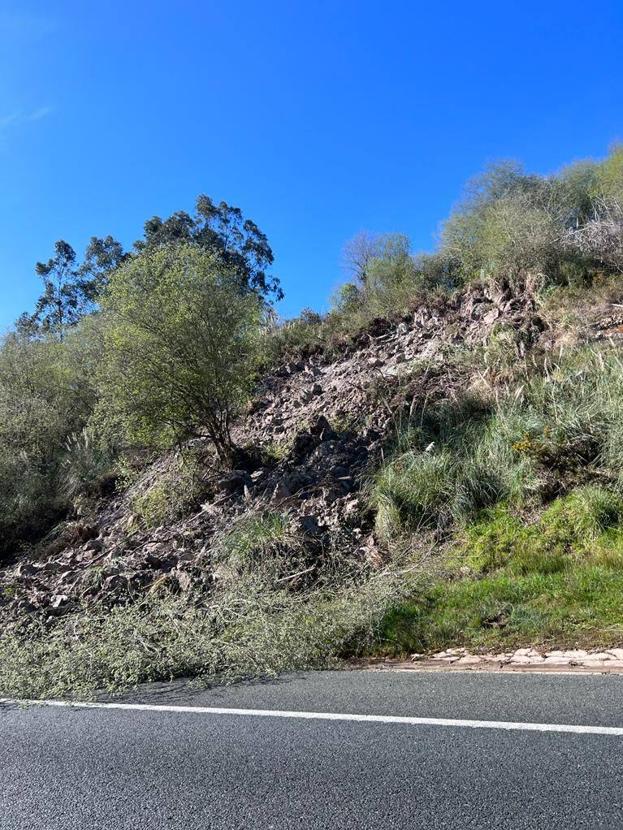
(4, 148), (623, 698)
(4, 265), (623, 699)
(0, 279), (558, 624)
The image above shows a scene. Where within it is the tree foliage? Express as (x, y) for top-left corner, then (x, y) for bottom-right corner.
(134, 195), (282, 301)
(98, 243), (264, 461)
(19, 194), (278, 344)
(80, 235), (127, 302)
(330, 232), (451, 337)
(16, 241), (82, 341)
(17, 237), (126, 340)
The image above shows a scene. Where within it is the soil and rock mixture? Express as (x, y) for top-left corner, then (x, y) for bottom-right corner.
(0, 278), (607, 630)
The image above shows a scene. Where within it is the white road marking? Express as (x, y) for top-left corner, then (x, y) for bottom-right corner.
(2, 698), (623, 736)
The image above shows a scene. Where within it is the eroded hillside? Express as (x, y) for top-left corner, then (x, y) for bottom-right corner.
(0, 279), (547, 626)
(3, 147), (623, 698)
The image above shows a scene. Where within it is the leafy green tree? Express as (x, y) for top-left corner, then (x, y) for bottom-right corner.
(330, 232), (454, 338)
(342, 231), (383, 286)
(342, 232), (416, 291)
(135, 195), (282, 301)
(364, 234), (414, 294)
(18, 236), (126, 340)
(20, 241), (82, 341)
(99, 243), (264, 463)
(79, 235), (126, 303)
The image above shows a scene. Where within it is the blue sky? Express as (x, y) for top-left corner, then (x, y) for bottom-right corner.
(1, 0), (622, 332)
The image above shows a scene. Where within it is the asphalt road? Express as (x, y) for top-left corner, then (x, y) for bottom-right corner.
(2, 670), (623, 829)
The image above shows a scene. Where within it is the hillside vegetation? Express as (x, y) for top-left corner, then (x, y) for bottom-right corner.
(2, 148), (623, 697)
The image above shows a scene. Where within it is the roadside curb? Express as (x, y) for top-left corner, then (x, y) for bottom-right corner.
(359, 648), (623, 675)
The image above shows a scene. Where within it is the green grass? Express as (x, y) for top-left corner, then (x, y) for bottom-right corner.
(218, 512), (290, 568)
(371, 404), (537, 541)
(375, 488), (623, 655)
(380, 566), (623, 654)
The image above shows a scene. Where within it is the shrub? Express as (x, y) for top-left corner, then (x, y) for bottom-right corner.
(60, 428), (115, 504)
(504, 346), (623, 484)
(593, 144), (623, 205)
(440, 148), (623, 287)
(327, 238), (452, 341)
(372, 343), (623, 548)
(454, 487), (623, 578)
(130, 452), (206, 528)
(0, 330), (97, 555)
(374, 451), (457, 539)
(267, 308), (325, 362)
(0, 563), (410, 699)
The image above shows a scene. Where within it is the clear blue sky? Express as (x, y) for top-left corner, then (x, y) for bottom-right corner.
(1, 0), (622, 332)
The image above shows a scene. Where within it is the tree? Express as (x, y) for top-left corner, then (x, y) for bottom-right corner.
(23, 241), (82, 341)
(342, 232), (417, 293)
(18, 236), (126, 341)
(135, 195), (282, 302)
(79, 235), (126, 304)
(99, 243), (264, 463)
(342, 231), (380, 286)
(364, 234), (413, 294)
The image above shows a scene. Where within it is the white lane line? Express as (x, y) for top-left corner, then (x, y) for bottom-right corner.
(2, 698), (623, 736)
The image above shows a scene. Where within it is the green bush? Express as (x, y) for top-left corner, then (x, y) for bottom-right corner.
(131, 452), (206, 528)
(0, 328), (97, 555)
(502, 346), (623, 481)
(321, 234), (454, 342)
(267, 308), (325, 362)
(456, 487), (623, 576)
(374, 451), (457, 539)
(440, 148), (623, 287)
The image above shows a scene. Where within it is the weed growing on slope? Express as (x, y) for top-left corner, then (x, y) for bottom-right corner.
(372, 345), (623, 545)
(372, 399), (537, 542)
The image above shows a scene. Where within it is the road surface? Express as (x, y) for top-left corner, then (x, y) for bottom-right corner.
(2, 669), (623, 828)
